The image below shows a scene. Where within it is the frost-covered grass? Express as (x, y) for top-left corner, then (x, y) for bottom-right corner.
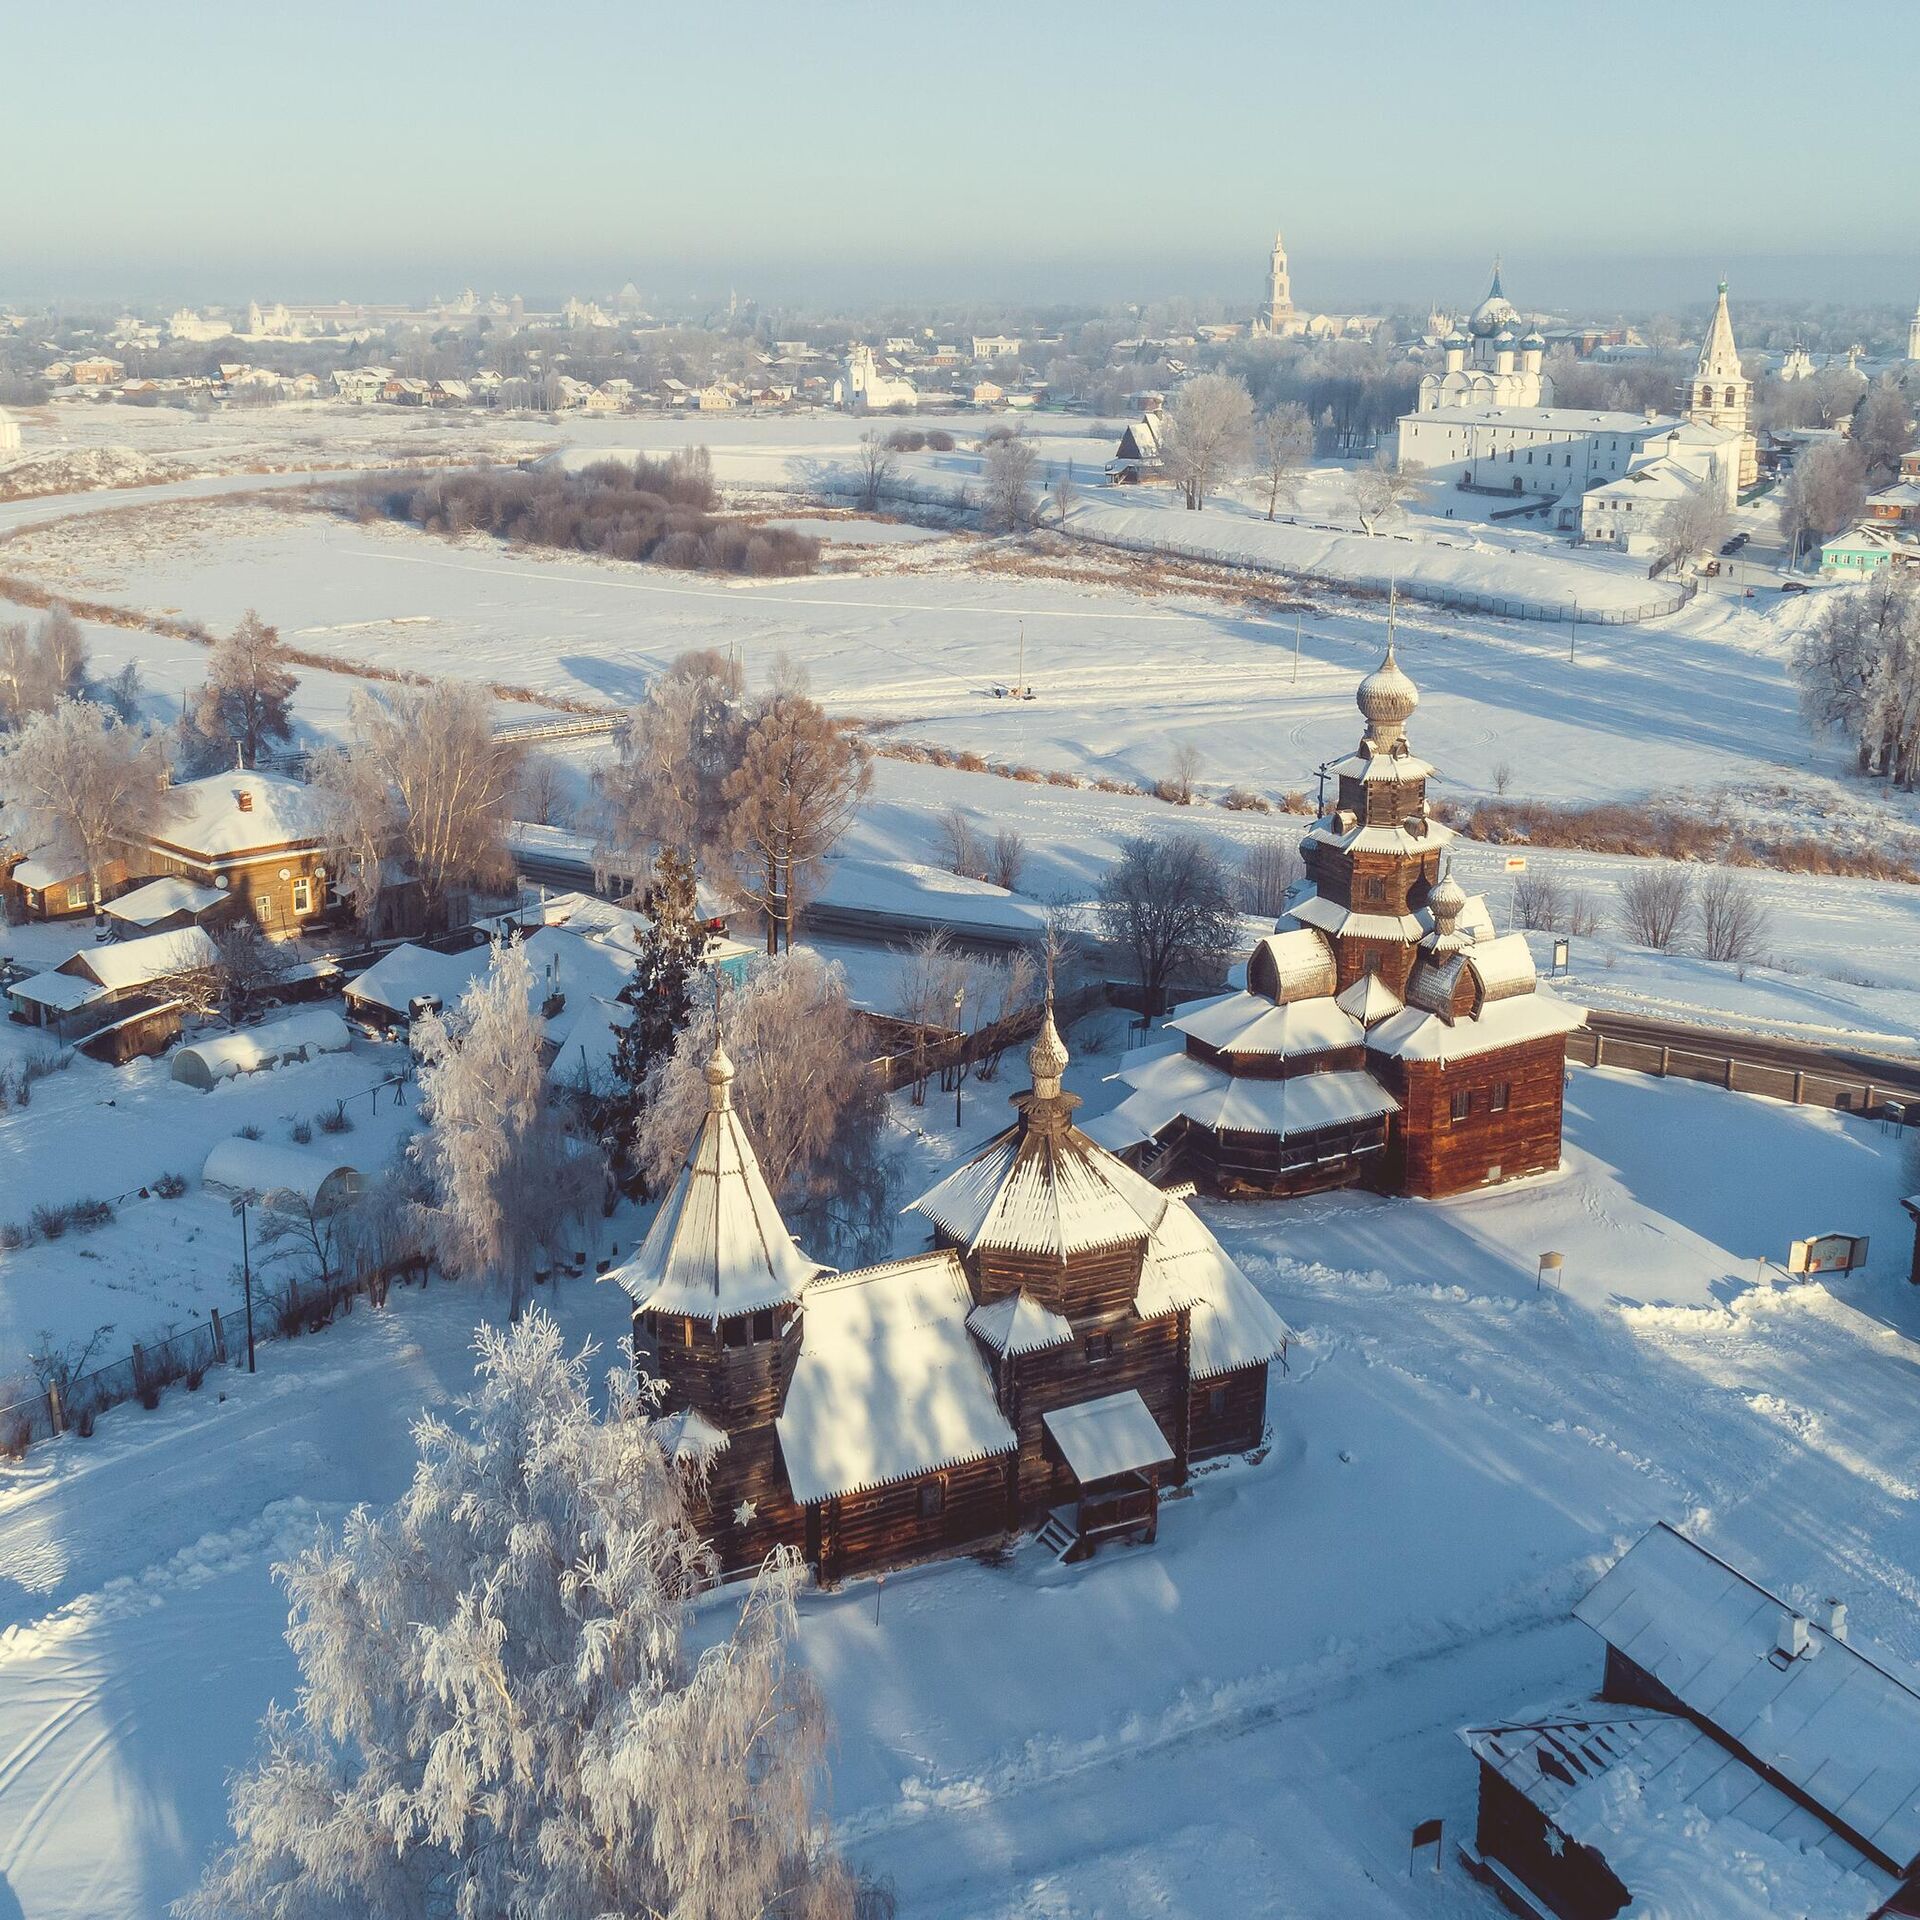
(2, 1064), (1918, 1918)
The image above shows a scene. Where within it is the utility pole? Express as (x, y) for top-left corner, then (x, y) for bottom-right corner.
(1568, 601), (1578, 664)
(233, 1193), (257, 1373)
(952, 985), (967, 1129)
(1017, 621), (1026, 698)
(1293, 608), (1301, 685)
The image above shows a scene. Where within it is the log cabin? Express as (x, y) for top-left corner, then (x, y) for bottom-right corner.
(1090, 642), (1585, 1199)
(616, 1011), (1291, 1583)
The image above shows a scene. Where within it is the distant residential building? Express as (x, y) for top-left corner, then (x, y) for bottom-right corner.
(971, 380), (1005, 407)
(1865, 481), (1920, 525)
(1107, 405), (1167, 484)
(1821, 521), (1920, 574)
(69, 357), (125, 386)
(970, 334), (1022, 360)
(694, 383), (735, 411)
(0, 406), (18, 454)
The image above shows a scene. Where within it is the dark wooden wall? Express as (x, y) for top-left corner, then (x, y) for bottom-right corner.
(813, 1453), (1012, 1582)
(1189, 1364), (1268, 1459)
(972, 1239), (1146, 1324)
(1474, 1764), (1631, 1920)
(1376, 1033), (1568, 1198)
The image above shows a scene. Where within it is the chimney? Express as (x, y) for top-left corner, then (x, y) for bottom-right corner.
(236, 789), (254, 813)
(1825, 1598), (1849, 1643)
(1777, 1611), (1811, 1660)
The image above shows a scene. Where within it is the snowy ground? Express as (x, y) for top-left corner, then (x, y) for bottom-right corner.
(2, 1049), (1918, 1919)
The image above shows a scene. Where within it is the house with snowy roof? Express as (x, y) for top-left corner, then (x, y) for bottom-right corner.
(1461, 1522), (1920, 1920)
(1090, 644), (1583, 1198)
(615, 1004), (1291, 1582)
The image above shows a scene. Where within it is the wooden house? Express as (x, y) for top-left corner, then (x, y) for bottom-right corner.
(7, 925), (216, 1043)
(2, 850), (129, 921)
(1092, 645), (1583, 1199)
(618, 1013), (1290, 1584)
(1107, 409), (1167, 483)
(1462, 1523), (1920, 1920)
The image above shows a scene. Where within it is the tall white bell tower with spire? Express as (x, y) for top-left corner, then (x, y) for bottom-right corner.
(1685, 280), (1757, 490)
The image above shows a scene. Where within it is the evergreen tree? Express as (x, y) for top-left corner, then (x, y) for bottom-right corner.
(602, 846), (710, 1193)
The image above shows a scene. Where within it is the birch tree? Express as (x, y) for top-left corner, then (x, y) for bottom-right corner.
(313, 684), (523, 932)
(595, 648), (746, 871)
(181, 609), (298, 773)
(0, 605), (89, 726)
(0, 699), (175, 911)
(179, 1310), (865, 1920)
(723, 690), (871, 953)
(411, 940), (602, 1318)
(1652, 486), (1732, 570)
(981, 434), (1037, 531)
(1348, 449), (1426, 533)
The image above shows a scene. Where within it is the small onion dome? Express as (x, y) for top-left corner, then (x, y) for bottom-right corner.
(1028, 1001), (1070, 1098)
(1429, 869), (1467, 934)
(1522, 329), (1545, 347)
(1494, 326), (1517, 344)
(1444, 328), (1469, 346)
(705, 1043), (736, 1109)
(1356, 645), (1419, 745)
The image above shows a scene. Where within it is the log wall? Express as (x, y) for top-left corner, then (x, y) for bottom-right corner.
(1376, 1034), (1568, 1198)
(813, 1453), (1013, 1583)
(1188, 1364), (1269, 1459)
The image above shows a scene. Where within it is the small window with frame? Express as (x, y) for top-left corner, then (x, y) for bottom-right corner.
(752, 1307), (774, 1341)
(1450, 1088), (1473, 1124)
(918, 1477), (945, 1519)
(1490, 1082), (1511, 1113)
(1085, 1331), (1114, 1365)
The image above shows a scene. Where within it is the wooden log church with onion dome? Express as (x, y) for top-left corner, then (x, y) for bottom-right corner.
(1087, 642), (1585, 1199)
(614, 1010), (1292, 1583)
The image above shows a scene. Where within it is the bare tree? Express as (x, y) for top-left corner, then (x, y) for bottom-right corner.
(1236, 835), (1304, 918)
(1096, 832), (1240, 1014)
(312, 684), (523, 932)
(410, 939), (603, 1318)
(596, 647), (747, 871)
(1348, 449), (1426, 534)
(981, 434), (1038, 532)
(1162, 741), (1203, 805)
(723, 692), (872, 953)
(1696, 869), (1770, 968)
(895, 929), (967, 1106)
(970, 944), (1039, 1081)
(0, 699), (175, 912)
(1618, 867), (1694, 951)
(855, 429), (897, 511)
(1253, 402), (1313, 520)
(637, 950), (898, 1262)
(1053, 468), (1079, 524)
(1512, 870), (1569, 932)
(1160, 373), (1254, 510)
(181, 609), (297, 773)
(1778, 441), (1867, 563)
(938, 806), (984, 879)
(515, 754), (572, 828)
(163, 920), (292, 1028)
(988, 828), (1027, 891)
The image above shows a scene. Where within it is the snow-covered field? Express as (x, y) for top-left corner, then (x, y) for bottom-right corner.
(2, 1051), (1917, 1919)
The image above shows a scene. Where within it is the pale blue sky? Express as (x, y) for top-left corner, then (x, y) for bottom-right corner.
(5, 0), (1913, 309)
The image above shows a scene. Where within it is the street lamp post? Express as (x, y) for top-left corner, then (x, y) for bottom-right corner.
(232, 1192), (258, 1373)
(952, 985), (967, 1130)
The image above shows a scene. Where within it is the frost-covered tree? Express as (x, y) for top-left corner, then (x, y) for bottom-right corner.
(411, 940), (603, 1317)
(638, 950), (897, 1263)
(1792, 569), (1920, 772)
(1652, 486), (1733, 570)
(180, 609), (298, 774)
(1252, 402), (1312, 520)
(854, 429), (896, 510)
(0, 698), (175, 911)
(980, 434), (1037, 531)
(1778, 440), (1867, 561)
(1160, 372), (1254, 510)
(161, 920), (292, 1029)
(178, 1310), (864, 1920)
(722, 688), (871, 954)
(0, 605), (89, 727)
(1851, 376), (1915, 482)
(311, 684), (522, 932)
(1347, 449), (1426, 534)
(595, 648), (747, 870)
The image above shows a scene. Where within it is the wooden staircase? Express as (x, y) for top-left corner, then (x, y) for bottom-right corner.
(1033, 1510), (1078, 1561)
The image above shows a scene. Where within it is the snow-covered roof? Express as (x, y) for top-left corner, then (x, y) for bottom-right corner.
(202, 1138), (360, 1211)
(1467, 931), (1537, 1003)
(651, 1407), (730, 1466)
(347, 926), (633, 1021)
(1574, 1523), (1920, 1872)
(1043, 1390), (1174, 1485)
(1326, 749), (1436, 784)
(776, 1251), (1016, 1504)
(1335, 973), (1403, 1027)
(1285, 891), (1424, 943)
(612, 1047), (824, 1323)
(345, 942), (486, 1017)
(1460, 1708), (1897, 1919)
(8, 969), (106, 1013)
(149, 770), (322, 861)
(1246, 928), (1336, 1004)
(544, 993), (630, 1091)
(1367, 984), (1584, 1064)
(103, 875), (225, 926)
(9, 856), (79, 889)
(1109, 1047), (1399, 1144)
(74, 925), (218, 993)
(910, 1113), (1171, 1258)
(1171, 988), (1361, 1061)
(1303, 816), (1455, 859)
(1134, 1197), (1292, 1373)
(966, 1290), (1074, 1358)
(171, 1010), (350, 1087)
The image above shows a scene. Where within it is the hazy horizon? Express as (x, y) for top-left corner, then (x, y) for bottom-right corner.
(5, 0), (1915, 316)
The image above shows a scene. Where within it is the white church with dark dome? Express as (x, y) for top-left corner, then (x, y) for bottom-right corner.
(1416, 262), (1552, 412)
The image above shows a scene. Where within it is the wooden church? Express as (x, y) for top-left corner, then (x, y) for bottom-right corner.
(1089, 643), (1585, 1199)
(616, 1009), (1291, 1583)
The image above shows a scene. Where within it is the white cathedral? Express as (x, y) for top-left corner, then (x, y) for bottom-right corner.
(1415, 262), (1551, 411)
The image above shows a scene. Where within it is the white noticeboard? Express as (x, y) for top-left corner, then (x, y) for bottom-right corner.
(1787, 1233), (1869, 1275)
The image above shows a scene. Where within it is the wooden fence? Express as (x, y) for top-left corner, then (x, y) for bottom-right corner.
(1569, 1026), (1911, 1121)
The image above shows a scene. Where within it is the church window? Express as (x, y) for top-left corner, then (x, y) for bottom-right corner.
(752, 1308), (775, 1341)
(1085, 1331), (1115, 1365)
(918, 1477), (946, 1519)
(723, 1316), (751, 1349)
(1450, 1089), (1473, 1124)
(1491, 1083), (1511, 1113)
